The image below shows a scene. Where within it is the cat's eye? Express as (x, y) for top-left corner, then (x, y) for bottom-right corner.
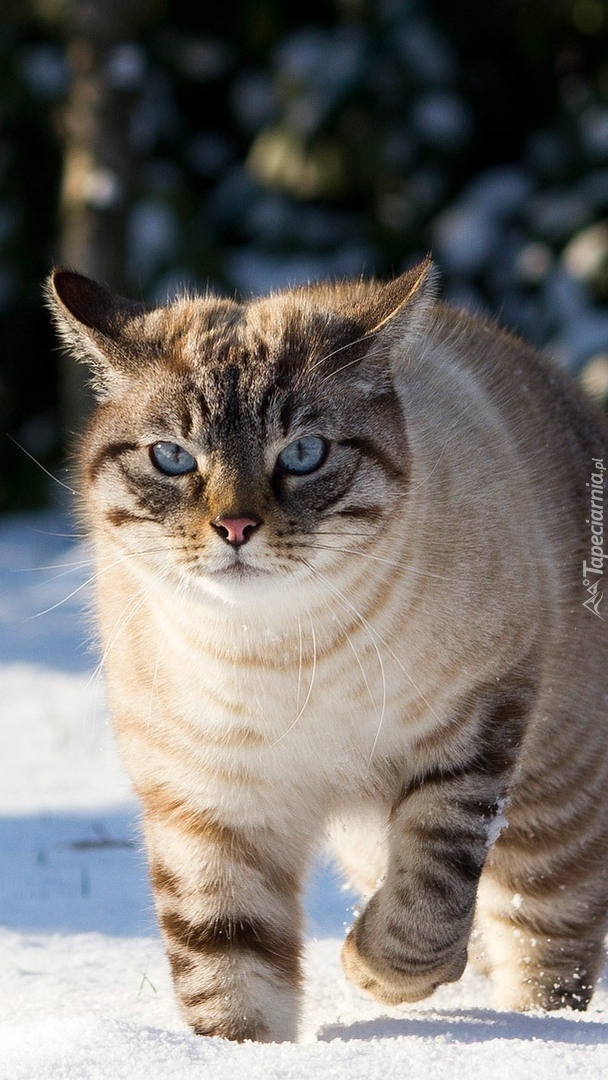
(277, 435), (328, 475)
(149, 441), (197, 476)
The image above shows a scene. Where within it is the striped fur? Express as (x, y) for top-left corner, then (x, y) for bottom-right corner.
(47, 261), (608, 1039)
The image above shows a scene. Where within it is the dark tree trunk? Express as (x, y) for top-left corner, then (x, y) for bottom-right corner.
(54, 0), (158, 433)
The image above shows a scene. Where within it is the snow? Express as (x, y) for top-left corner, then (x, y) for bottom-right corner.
(2, 511), (608, 1078)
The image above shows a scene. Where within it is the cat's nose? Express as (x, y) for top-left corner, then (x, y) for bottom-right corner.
(211, 515), (261, 547)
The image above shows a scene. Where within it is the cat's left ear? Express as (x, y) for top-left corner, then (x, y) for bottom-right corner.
(330, 258), (436, 389)
(364, 256), (436, 337)
(45, 269), (147, 398)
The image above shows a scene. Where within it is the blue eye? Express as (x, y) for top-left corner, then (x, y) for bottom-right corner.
(149, 441), (197, 476)
(277, 436), (328, 475)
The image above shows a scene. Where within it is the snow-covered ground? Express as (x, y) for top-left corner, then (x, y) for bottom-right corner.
(1, 510), (608, 1079)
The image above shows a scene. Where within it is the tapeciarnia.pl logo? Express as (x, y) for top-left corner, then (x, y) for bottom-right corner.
(582, 457), (606, 619)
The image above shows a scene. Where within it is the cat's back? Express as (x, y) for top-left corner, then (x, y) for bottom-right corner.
(417, 300), (608, 468)
(397, 299), (607, 694)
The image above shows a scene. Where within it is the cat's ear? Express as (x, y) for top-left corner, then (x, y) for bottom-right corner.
(363, 257), (436, 336)
(45, 269), (147, 398)
(320, 258), (436, 390)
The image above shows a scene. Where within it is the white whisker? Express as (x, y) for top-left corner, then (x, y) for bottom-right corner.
(296, 613), (304, 716)
(26, 572), (98, 619)
(146, 642), (162, 732)
(268, 608), (317, 748)
(309, 330), (376, 378)
(407, 445), (448, 494)
(14, 558), (94, 582)
(303, 564), (388, 757)
(87, 587), (148, 691)
(25, 525), (86, 540)
(301, 541), (449, 580)
(25, 541), (173, 621)
(315, 590), (386, 766)
(305, 560), (441, 727)
(8, 434), (81, 497)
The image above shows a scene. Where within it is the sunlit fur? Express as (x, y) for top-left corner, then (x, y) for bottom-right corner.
(47, 260), (608, 1041)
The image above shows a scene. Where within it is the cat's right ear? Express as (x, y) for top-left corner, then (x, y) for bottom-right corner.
(45, 269), (147, 399)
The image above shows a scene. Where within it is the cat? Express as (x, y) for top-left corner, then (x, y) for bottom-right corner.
(47, 259), (608, 1043)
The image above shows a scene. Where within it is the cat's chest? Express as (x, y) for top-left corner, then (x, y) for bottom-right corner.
(159, 616), (406, 760)
(109, 594), (438, 814)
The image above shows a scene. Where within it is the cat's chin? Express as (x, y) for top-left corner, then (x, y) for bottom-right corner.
(192, 564), (286, 606)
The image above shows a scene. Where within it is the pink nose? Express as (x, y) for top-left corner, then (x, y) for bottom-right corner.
(211, 515), (261, 546)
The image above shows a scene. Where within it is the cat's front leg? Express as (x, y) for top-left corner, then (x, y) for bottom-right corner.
(142, 799), (304, 1042)
(342, 689), (527, 1006)
(341, 789), (484, 1004)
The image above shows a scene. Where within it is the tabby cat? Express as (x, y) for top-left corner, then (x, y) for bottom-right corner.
(47, 260), (608, 1042)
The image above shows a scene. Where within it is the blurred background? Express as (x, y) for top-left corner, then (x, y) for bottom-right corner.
(2, 0), (608, 512)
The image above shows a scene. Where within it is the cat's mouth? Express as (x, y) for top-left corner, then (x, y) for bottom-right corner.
(202, 551), (273, 584)
(209, 563), (269, 581)
(188, 543), (306, 596)
(189, 557), (278, 603)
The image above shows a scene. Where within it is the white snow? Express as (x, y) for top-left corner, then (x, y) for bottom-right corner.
(1, 510), (608, 1078)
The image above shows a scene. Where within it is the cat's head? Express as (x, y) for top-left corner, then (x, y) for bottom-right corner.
(46, 261), (433, 604)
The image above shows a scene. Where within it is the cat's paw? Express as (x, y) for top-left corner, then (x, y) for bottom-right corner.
(341, 919), (468, 1006)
